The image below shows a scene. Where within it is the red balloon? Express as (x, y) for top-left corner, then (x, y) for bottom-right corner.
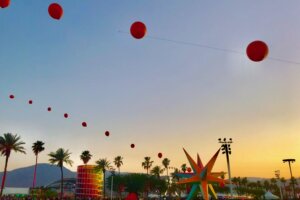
(130, 144), (135, 148)
(48, 3), (63, 20)
(47, 107), (52, 112)
(82, 122), (87, 127)
(158, 152), (162, 158)
(105, 131), (110, 137)
(130, 21), (147, 39)
(9, 95), (14, 99)
(0, 0), (10, 8)
(28, 100), (33, 104)
(246, 40), (269, 62)
(64, 113), (68, 118)
(187, 167), (192, 173)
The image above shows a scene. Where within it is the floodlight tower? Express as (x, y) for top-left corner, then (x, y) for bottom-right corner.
(218, 138), (233, 197)
(283, 159), (296, 199)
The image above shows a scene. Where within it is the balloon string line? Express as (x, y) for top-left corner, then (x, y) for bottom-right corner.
(118, 30), (242, 54)
(118, 30), (300, 66)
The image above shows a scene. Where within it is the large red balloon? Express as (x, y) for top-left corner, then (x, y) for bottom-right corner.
(246, 40), (269, 62)
(9, 95), (14, 99)
(130, 144), (135, 148)
(0, 0), (10, 8)
(64, 113), (68, 118)
(47, 107), (52, 112)
(105, 131), (110, 137)
(48, 3), (63, 20)
(187, 167), (192, 173)
(82, 122), (87, 127)
(158, 152), (162, 158)
(130, 21), (147, 39)
(28, 100), (33, 104)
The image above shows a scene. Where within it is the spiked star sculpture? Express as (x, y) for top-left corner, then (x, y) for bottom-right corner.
(177, 148), (227, 200)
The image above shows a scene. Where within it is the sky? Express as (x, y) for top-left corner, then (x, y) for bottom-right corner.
(1, 0), (300, 179)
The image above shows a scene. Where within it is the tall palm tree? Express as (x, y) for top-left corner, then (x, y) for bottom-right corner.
(48, 148), (73, 200)
(150, 166), (164, 178)
(95, 158), (112, 199)
(162, 158), (170, 176)
(181, 163), (187, 173)
(113, 156), (123, 174)
(142, 157), (153, 175)
(0, 133), (26, 196)
(80, 150), (92, 165)
(32, 140), (45, 189)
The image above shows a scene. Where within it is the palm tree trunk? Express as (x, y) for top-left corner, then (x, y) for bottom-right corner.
(32, 154), (38, 188)
(60, 166), (64, 200)
(0, 156), (9, 196)
(103, 170), (106, 199)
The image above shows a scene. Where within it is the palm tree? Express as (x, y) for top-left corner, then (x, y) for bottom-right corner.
(181, 163), (187, 173)
(280, 177), (287, 198)
(32, 140), (45, 189)
(113, 156), (123, 174)
(162, 158), (170, 176)
(80, 150), (92, 165)
(241, 177), (248, 188)
(142, 157), (153, 175)
(150, 166), (164, 178)
(95, 158), (112, 199)
(0, 133), (26, 196)
(48, 148), (73, 200)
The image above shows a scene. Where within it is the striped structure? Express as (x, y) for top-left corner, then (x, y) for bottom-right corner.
(76, 165), (103, 198)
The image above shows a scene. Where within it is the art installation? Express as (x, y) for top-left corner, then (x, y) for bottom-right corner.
(246, 40), (269, 62)
(130, 21), (147, 39)
(177, 148), (227, 200)
(0, 0), (10, 8)
(48, 3), (63, 20)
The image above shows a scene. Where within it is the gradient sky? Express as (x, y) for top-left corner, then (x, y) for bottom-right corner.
(1, 0), (300, 179)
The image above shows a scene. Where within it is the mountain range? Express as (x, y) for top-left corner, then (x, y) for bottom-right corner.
(0, 163), (76, 187)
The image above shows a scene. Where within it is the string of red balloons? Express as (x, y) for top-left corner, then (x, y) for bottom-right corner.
(7, 94), (143, 152)
(1, 0), (268, 62)
(129, 21), (269, 62)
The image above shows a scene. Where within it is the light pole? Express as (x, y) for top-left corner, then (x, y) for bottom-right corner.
(283, 159), (296, 199)
(275, 170), (283, 200)
(110, 168), (115, 200)
(218, 138), (233, 198)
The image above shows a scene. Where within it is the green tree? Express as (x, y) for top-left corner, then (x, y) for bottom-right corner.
(181, 164), (187, 173)
(142, 157), (153, 175)
(0, 133), (26, 196)
(32, 141), (45, 188)
(150, 166), (164, 178)
(241, 177), (248, 188)
(162, 158), (170, 176)
(95, 158), (112, 199)
(114, 156), (123, 174)
(48, 148), (73, 200)
(264, 179), (270, 191)
(80, 150), (92, 165)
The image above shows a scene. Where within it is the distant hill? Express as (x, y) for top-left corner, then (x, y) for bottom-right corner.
(0, 163), (76, 187)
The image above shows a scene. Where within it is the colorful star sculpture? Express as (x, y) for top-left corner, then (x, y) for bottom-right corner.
(177, 148), (227, 200)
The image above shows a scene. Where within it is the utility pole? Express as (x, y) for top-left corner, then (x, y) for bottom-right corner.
(218, 138), (233, 198)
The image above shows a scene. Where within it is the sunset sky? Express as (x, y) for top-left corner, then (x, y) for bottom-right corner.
(1, 1), (300, 179)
